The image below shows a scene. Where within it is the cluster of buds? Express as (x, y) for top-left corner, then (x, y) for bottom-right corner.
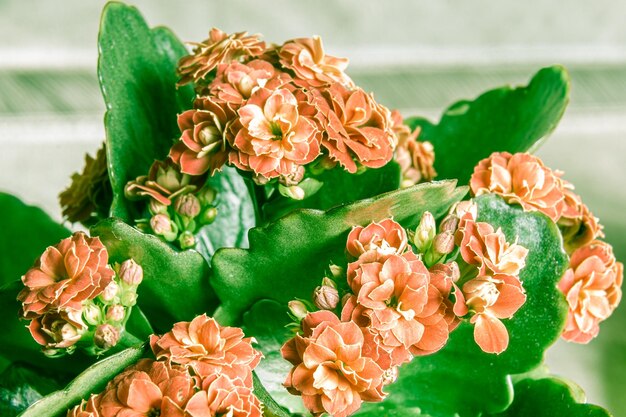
(283, 218), (462, 417)
(470, 152), (623, 343)
(411, 211), (456, 267)
(67, 314), (264, 417)
(17, 233), (143, 357)
(162, 28), (436, 203)
(125, 158), (218, 249)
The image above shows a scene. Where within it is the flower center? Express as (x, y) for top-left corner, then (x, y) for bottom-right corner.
(468, 281), (500, 310)
(148, 408), (161, 417)
(269, 121), (283, 140)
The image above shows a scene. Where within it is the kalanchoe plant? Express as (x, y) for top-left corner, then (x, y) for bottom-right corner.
(0, 2), (622, 417)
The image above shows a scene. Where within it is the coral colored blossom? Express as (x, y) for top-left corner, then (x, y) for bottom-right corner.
(558, 240), (623, 343)
(125, 159), (205, 205)
(279, 36), (352, 88)
(150, 314), (262, 386)
(169, 97), (236, 176)
(457, 218), (528, 277)
(346, 218), (408, 259)
(315, 83), (395, 173)
(391, 110), (436, 187)
(99, 359), (197, 417)
(470, 152), (566, 222)
(67, 395), (101, 417)
(178, 28), (265, 86)
(454, 274), (527, 354)
(185, 374), (262, 417)
(18, 232), (114, 318)
(558, 181), (604, 253)
(28, 308), (86, 350)
(209, 59), (292, 105)
(228, 87), (321, 180)
(281, 310), (385, 417)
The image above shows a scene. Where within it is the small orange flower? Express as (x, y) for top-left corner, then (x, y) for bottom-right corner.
(28, 308), (85, 350)
(558, 240), (623, 343)
(281, 310), (385, 417)
(67, 395), (101, 417)
(391, 110), (436, 187)
(346, 218), (408, 259)
(278, 36), (352, 88)
(316, 83), (395, 173)
(457, 218), (528, 277)
(125, 159), (205, 205)
(185, 374), (262, 417)
(178, 28), (266, 86)
(454, 274), (527, 354)
(470, 152), (566, 222)
(18, 232), (114, 318)
(99, 359), (197, 417)
(169, 97), (237, 176)
(209, 59), (292, 105)
(150, 314), (262, 386)
(228, 87), (321, 180)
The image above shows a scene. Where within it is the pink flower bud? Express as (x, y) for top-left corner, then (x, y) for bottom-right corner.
(119, 259), (143, 286)
(314, 286), (339, 310)
(288, 300), (308, 320)
(101, 281), (119, 302)
(178, 231), (196, 249)
(150, 213), (172, 235)
(447, 261), (461, 282)
(174, 194), (201, 217)
(148, 199), (168, 215)
(433, 231), (455, 255)
(439, 214), (460, 234)
(106, 305), (125, 322)
(94, 324), (120, 350)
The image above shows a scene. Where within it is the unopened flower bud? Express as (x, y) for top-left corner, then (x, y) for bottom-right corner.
(279, 184), (305, 200)
(414, 211), (436, 253)
(178, 231), (196, 249)
(321, 277), (336, 289)
(148, 199), (168, 215)
(199, 206), (218, 225)
(101, 281), (119, 302)
(119, 259), (143, 286)
(329, 264), (344, 279)
(82, 303), (102, 326)
(314, 285), (340, 310)
(174, 194), (201, 218)
(288, 300), (308, 321)
(106, 305), (126, 322)
(447, 261), (461, 282)
(279, 166), (305, 187)
(433, 231), (455, 255)
(439, 214), (460, 234)
(197, 186), (217, 206)
(150, 213), (178, 241)
(94, 324), (120, 350)
(121, 291), (138, 307)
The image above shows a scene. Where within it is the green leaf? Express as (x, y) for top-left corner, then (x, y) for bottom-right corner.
(91, 219), (217, 332)
(359, 194), (568, 417)
(98, 2), (194, 222)
(211, 180), (467, 325)
(243, 300), (307, 414)
(0, 193), (70, 286)
(19, 345), (146, 417)
(262, 162), (402, 222)
(406, 66), (570, 185)
(252, 372), (292, 417)
(195, 167), (255, 260)
(0, 363), (64, 417)
(488, 377), (611, 417)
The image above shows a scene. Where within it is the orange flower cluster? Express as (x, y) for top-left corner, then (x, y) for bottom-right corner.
(281, 219), (460, 417)
(469, 152), (623, 343)
(67, 315), (264, 417)
(17, 233), (142, 355)
(170, 29), (428, 188)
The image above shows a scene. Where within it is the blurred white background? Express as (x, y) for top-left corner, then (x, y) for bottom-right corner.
(0, 0), (625, 413)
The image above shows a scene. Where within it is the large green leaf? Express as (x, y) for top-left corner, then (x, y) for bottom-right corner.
(0, 193), (70, 286)
(488, 377), (611, 417)
(211, 180), (467, 325)
(195, 167), (255, 260)
(0, 363), (65, 417)
(98, 2), (194, 221)
(406, 66), (569, 185)
(19, 345), (146, 417)
(358, 194), (568, 417)
(91, 219), (217, 332)
(262, 162), (402, 223)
